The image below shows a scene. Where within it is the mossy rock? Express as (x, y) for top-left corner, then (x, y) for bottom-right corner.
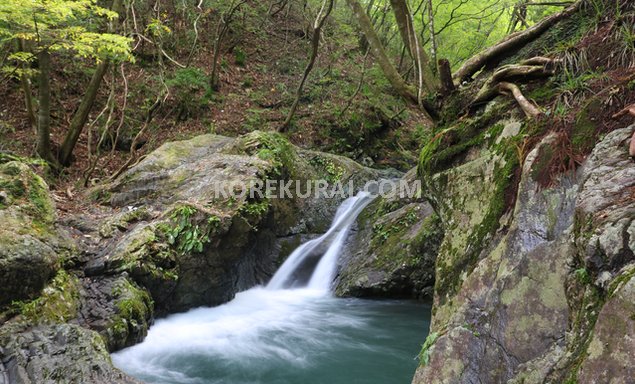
(105, 278), (154, 351)
(0, 322), (141, 383)
(0, 161), (75, 307)
(0, 161), (55, 228)
(12, 269), (81, 324)
(336, 168), (442, 299)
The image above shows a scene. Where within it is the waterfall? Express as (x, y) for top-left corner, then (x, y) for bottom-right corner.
(267, 191), (374, 291)
(112, 189), (431, 384)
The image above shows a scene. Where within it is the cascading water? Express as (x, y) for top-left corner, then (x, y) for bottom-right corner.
(112, 190), (431, 384)
(267, 191), (374, 291)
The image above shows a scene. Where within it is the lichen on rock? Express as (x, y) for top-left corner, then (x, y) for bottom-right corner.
(0, 161), (75, 307)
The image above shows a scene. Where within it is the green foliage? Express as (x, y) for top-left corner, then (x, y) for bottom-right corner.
(362, 0), (560, 69)
(0, 0), (133, 76)
(12, 270), (80, 324)
(309, 155), (344, 183)
(241, 131), (296, 178)
(165, 67), (213, 119)
(239, 200), (270, 229)
(242, 108), (267, 131)
(574, 268), (591, 285)
(165, 205), (221, 254)
(234, 47), (247, 66)
(239, 200), (269, 217)
(418, 332), (439, 366)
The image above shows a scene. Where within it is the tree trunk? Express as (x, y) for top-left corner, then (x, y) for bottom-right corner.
(58, 61), (109, 165)
(346, 1), (421, 103)
(210, 21), (225, 90)
(36, 50), (55, 165)
(389, 0), (438, 100)
(281, 0), (334, 131)
(426, 0), (438, 65)
(58, 0), (124, 166)
(210, 0), (246, 90)
(438, 58), (455, 95)
(17, 40), (37, 132)
(453, 0), (581, 83)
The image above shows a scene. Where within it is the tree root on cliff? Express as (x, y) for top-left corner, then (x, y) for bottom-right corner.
(499, 82), (544, 119)
(470, 57), (560, 118)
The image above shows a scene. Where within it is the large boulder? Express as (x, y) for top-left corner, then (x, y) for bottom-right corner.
(85, 131), (386, 314)
(0, 161), (75, 307)
(0, 323), (140, 384)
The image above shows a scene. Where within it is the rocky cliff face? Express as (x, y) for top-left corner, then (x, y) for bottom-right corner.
(335, 169), (443, 299)
(412, 125), (634, 384)
(0, 131), (384, 383)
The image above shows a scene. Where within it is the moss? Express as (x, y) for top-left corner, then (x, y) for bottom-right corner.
(560, 284), (604, 382)
(607, 266), (635, 299)
(527, 81), (558, 104)
(418, 110), (507, 179)
(235, 131), (298, 179)
(433, 130), (520, 301)
(572, 98), (602, 155)
(26, 173), (55, 226)
(309, 155), (344, 183)
(0, 161), (55, 230)
(418, 331), (439, 366)
(107, 279), (154, 350)
(15, 270), (80, 324)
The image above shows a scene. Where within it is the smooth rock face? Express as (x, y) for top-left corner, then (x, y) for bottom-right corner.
(0, 161), (74, 306)
(0, 323), (140, 384)
(336, 169), (443, 298)
(412, 126), (635, 384)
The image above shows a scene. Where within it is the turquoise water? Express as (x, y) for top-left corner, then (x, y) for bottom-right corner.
(113, 288), (431, 384)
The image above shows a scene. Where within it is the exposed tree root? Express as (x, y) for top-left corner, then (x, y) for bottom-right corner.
(612, 103), (635, 119)
(472, 61), (556, 104)
(470, 57), (559, 118)
(452, 0), (582, 84)
(498, 82), (543, 119)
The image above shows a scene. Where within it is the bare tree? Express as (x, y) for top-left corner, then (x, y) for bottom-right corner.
(36, 49), (56, 166)
(281, 0), (335, 131)
(389, 0), (438, 101)
(210, 0), (247, 90)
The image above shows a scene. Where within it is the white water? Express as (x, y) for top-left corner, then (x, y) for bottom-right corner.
(112, 191), (431, 384)
(267, 191), (374, 291)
